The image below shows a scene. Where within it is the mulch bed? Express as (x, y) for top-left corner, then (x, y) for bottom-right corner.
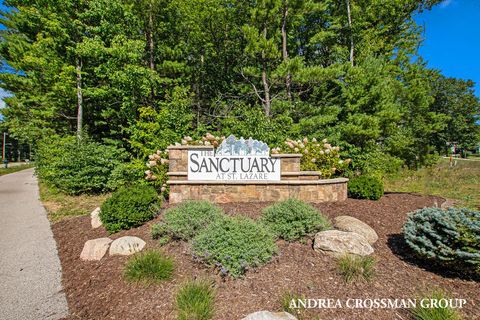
(52, 193), (479, 320)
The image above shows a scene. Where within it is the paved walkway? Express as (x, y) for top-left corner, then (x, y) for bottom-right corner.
(0, 168), (68, 320)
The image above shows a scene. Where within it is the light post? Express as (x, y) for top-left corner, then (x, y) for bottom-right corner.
(2, 132), (7, 168)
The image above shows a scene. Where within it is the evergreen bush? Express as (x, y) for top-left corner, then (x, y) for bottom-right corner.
(100, 184), (159, 233)
(347, 175), (384, 200)
(107, 159), (147, 191)
(261, 199), (331, 241)
(35, 135), (126, 195)
(403, 207), (480, 276)
(151, 201), (224, 241)
(192, 216), (277, 278)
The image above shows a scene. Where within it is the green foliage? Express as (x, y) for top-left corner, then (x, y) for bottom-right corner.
(384, 158), (480, 209)
(273, 138), (351, 178)
(128, 87), (195, 158)
(1, 0), (476, 177)
(348, 176), (384, 200)
(337, 254), (376, 283)
(411, 289), (463, 320)
(192, 216), (278, 278)
(176, 279), (215, 320)
(218, 105), (292, 147)
(124, 250), (174, 283)
(261, 199), (331, 241)
(403, 207), (480, 276)
(107, 159), (147, 191)
(346, 148), (404, 177)
(100, 184), (159, 233)
(35, 135), (126, 195)
(152, 201), (224, 241)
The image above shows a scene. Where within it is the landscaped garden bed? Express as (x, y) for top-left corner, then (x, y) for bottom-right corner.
(52, 193), (479, 320)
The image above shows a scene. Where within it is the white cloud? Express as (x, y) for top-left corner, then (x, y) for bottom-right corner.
(439, 0), (453, 8)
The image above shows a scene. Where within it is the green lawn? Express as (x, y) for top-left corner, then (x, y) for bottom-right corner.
(39, 182), (110, 222)
(384, 158), (480, 210)
(0, 164), (34, 176)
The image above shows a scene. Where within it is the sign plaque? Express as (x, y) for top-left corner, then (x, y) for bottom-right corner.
(188, 135), (281, 181)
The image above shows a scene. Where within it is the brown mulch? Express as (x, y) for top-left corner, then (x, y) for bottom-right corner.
(52, 193), (480, 320)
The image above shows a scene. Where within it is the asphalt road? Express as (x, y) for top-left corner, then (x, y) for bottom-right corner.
(0, 168), (68, 320)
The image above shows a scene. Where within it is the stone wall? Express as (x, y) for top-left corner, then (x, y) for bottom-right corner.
(167, 145), (348, 204)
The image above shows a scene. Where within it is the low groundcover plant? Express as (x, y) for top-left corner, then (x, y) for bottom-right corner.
(191, 216), (277, 278)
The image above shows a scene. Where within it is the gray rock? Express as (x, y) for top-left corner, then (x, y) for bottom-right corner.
(241, 311), (297, 320)
(109, 236), (146, 256)
(80, 238), (112, 261)
(90, 207), (102, 229)
(333, 216), (378, 244)
(313, 230), (373, 257)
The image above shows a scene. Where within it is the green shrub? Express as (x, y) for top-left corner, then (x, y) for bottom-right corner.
(337, 254), (375, 283)
(152, 201), (224, 241)
(107, 159), (147, 191)
(35, 135), (126, 195)
(347, 175), (384, 200)
(100, 184), (159, 233)
(261, 199), (331, 241)
(176, 279), (215, 320)
(192, 216), (277, 278)
(411, 289), (463, 320)
(124, 250), (174, 283)
(403, 207), (480, 276)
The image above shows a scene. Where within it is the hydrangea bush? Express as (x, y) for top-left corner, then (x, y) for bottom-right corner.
(145, 134), (225, 197)
(272, 138), (350, 178)
(403, 207), (480, 276)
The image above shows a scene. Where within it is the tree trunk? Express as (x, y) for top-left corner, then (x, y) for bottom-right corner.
(147, 3), (155, 104)
(262, 27), (271, 117)
(76, 58), (83, 140)
(148, 5), (155, 71)
(282, 1), (292, 101)
(346, 0), (354, 67)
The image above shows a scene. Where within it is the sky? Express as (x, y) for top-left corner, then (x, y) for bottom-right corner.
(0, 0), (479, 118)
(414, 0), (480, 97)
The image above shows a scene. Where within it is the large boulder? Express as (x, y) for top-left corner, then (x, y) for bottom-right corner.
(90, 207), (102, 229)
(333, 216), (378, 244)
(313, 230), (373, 257)
(241, 311), (297, 320)
(80, 238), (112, 261)
(109, 236), (146, 256)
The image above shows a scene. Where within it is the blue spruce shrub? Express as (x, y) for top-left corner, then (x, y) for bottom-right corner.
(403, 207), (480, 276)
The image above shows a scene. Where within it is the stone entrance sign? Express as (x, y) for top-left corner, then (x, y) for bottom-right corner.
(168, 135), (348, 204)
(188, 136), (281, 181)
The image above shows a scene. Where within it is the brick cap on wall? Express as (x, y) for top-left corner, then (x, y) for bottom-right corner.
(167, 145), (214, 150)
(167, 178), (348, 185)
